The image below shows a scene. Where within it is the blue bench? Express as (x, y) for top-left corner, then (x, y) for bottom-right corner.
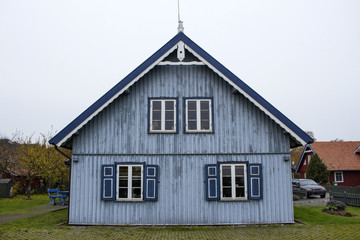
(47, 189), (69, 206)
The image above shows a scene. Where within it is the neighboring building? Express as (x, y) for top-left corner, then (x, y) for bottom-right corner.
(49, 31), (313, 225)
(296, 141), (360, 186)
(2, 169), (42, 190)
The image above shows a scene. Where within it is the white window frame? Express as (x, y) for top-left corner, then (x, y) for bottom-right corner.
(149, 99), (177, 133)
(220, 163), (247, 200)
(307, 155), (311, 164)
(116, 164), (143, 201)
(334, 171), (344, 183)
(185, 98), (213, 133)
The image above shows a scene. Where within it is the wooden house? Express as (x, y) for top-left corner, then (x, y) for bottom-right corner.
(295, 141), (360, 186)
(49, 31), (313, 225)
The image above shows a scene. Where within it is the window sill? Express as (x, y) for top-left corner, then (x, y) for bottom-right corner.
(220, 199), (249, 202)
(115, 199), (144, 202)
(148, 131), (178, 134)
(184, 131), (214, 134)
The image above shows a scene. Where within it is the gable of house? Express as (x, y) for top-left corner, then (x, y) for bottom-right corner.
(49, 32), (313, 149)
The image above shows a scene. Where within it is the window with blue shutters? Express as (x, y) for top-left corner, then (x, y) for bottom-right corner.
(101, 163), (159, 202)
(205, 162), (262, 201)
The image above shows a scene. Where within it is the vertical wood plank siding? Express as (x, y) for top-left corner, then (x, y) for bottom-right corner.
(70, 65), (293, 225)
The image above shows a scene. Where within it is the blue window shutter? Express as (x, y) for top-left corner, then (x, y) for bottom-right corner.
(101, 164), (115, 201)
(144, 165), (159, 201)
(248, 164), (262, 200)
(205, 164), (220, 201)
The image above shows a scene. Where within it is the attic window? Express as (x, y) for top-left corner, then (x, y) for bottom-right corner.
(185, 98), (213, 133)
(149, 99), (177, 133)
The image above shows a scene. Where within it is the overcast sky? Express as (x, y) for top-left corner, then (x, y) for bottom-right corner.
(1, 0), (359, 142)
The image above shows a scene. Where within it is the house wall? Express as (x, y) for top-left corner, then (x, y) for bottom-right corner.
(70, 65), (293, 225)
(69, 154), (293, 225)
(329, 171), (360, 186)
(297, 152), (312, 179)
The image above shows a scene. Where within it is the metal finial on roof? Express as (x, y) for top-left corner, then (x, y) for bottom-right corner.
(178, 20), (184, 33)
(177, 0), (184, 33)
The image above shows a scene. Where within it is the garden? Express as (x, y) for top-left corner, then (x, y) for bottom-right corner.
(0, 194), (360, 239)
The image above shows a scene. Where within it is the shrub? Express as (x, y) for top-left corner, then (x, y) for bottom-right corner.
(306, 154), (329, 184)
(326, 200), (346, 211)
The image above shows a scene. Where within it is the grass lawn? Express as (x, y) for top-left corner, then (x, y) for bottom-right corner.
(0, 194), (49, 213)
(1, 203), (360, 239)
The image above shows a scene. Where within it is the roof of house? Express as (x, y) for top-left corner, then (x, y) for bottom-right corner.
(49, 32), (313, 149)
(355, 145), (360, 154)
(297, 141), (360, 171)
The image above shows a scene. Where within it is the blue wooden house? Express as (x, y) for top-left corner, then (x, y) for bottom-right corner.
(50, 31), (313, 225)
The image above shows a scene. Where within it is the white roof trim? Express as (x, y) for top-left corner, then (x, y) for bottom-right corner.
(57, 40), (306, 147)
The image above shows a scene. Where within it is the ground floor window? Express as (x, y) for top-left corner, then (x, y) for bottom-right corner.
(117, 165), (143, 201)
(334, 171), (343, 183)
(220, 164), (247, 200)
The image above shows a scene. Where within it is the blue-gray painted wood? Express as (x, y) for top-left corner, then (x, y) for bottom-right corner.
(73, 66), (288, 155)
(69, 154), (293, 225)
(69, 65), (293, 225)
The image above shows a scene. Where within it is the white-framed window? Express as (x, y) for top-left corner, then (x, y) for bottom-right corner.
(220, 163), (247, 200)
(334, 171), (344, 183)
(149, 99), (176, 133)
(185, 98), (213, 132)
(116, 165), (143, 201)
(307, 155), (311, 164)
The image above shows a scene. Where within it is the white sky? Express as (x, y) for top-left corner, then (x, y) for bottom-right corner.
(1, 0), (359, 142)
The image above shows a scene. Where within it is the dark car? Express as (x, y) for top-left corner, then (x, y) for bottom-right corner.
(292, 179), (326, 198)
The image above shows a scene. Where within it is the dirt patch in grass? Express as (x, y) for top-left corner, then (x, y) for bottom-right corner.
(322, 209), (357, 217)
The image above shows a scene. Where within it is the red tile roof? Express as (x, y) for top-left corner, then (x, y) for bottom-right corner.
(311, 141), (360, 171)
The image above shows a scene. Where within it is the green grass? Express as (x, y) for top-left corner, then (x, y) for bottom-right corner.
(0, 194), (49, 213)
(0, 209), (68, 229)
(294, 206), (360, 225)
(0, 205), (360, 239)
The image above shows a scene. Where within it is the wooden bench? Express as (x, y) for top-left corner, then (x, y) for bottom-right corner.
(47, 189), (69, 206)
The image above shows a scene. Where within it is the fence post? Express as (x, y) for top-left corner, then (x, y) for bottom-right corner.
(344, 191), (347, 205)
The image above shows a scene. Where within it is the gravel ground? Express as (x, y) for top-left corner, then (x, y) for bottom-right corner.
(293, 193), (330, 207)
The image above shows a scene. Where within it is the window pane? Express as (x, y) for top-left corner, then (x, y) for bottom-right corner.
(222, 177), (231, 187)
(132, 166), (141, 176)
(165, 101), (174, 110)
(119, 179), (128, 187)
(235, 166), (244, 175)
(119, 167), (128, 177)
(165, 121), (174, 130)
(152, 111), (161, 121)
(165, 111), (174, 120)
(223, 188), (231, 198)
(201, 120), (209, 130)
(236, 188), (245, 198)
(152, 101), (161, 110)
(188, 121), (197, 130)
(132, 179), (141, 188)
(200, 101), (209, 110)
(119, 188), (127, 198)
(188, 110), (197, 120)
(152, 121), (161, 130)
(187, 101), (196, 110)
(235, 177), (244, 186)
(132, 188), (141, 198)
(222, 166), (231, 176)
(201, 111), (209, 120)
